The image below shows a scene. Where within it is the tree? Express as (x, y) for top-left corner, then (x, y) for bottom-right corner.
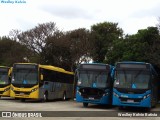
(42, 28), (91, 71)
(157, 17), (160, 33)
(90, 22), (123, 63)
(9, 29), (21, 41)
(106, 26), (160, 69)
(17, 22), (58, 63)
(66, 28), (92, 66)
(41, 31), (72, 70)
(143, 27), (160, 68)
(0, 37), (29, 66)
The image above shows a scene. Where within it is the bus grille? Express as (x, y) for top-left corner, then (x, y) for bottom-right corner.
(120, 97), (143, 103)
(14, 91), (30, 95)
(79, 88), (104, 99)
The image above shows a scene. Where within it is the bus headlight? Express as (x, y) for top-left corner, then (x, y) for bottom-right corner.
(4, 87), (10, 92)
(103, 92), (109, 96)
(77, 81), (81, 86)
(77, 90), (81, 95)
(113, 92), (119, 98)
(31, 88), (37, 92)
(143, 94), (150, 99)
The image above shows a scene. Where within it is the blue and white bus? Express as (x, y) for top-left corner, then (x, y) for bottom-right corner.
(113, 61), (159, 110)
(75, 63), (114, 107)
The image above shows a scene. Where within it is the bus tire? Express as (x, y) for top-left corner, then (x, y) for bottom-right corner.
(83, 103), (88, 107)
(62, 93), (66, 101)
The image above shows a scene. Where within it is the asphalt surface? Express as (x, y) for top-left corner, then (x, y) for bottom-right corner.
(0, 97), (160, 120)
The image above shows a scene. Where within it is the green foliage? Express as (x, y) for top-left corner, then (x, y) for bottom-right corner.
(17, 22), (58, 63)
(41, 31), (72, 70)
(42, 28), (91, 71)
(0, 21), (160, 72)
(106, 26), (160, 69)
(90, 22), (123, 63)
(0, 37), (28, 66)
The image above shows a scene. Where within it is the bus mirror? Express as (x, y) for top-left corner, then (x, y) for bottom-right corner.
(40, 74), (44, 80)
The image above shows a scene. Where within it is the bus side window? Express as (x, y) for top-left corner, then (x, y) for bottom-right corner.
(44, 81), (49, 89)
(44, 82), (48, 85)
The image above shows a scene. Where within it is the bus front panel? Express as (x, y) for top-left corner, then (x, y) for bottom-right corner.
(76, 86), (111, 105)
(10, 64), (39, 99)
(10, 84), (39, 99)
(113, 88), (151, 108)
(113, 63), (153, 108)
(76, 64), (113, 105)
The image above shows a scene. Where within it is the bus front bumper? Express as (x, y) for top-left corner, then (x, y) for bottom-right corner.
(76, 92), (111, 105)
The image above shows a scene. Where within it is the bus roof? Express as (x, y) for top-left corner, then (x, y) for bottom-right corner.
(79, 63), (113, 68)
(116, 61), (149, 65)
(116, 61), (158, 75)
(14, 63), (38, 65)
(0, 66), (10, 69)
(39, 65), (74, 75)
(13, 63), (74, 75)
(81, 63), (108, 65)
(77, 63), (114, 72)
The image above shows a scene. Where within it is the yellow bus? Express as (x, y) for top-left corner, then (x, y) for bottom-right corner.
(0, 66), (12, 97)
(10, 63), (74, 102)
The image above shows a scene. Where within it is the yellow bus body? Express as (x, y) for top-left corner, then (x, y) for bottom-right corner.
(10, 84), (39, 99)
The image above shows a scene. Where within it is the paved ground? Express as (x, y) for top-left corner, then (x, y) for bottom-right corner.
(0, 97), (160, 120)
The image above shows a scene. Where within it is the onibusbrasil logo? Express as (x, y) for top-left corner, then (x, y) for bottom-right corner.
(0, 0), (26, 4)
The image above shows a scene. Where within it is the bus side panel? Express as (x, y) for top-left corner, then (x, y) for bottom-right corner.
(39, 85), (46, 100)
(39, 82), (63, 100)
(66, 84), (74, 99)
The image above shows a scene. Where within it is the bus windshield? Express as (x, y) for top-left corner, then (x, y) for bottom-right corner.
(78, 70), (108, 88)
(114, 70), (150, 89)
(12, 69), (38, 85)
(0, 72), (9, 84)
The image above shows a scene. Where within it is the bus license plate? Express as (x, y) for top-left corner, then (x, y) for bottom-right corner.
(20, 93), (24, 95)
(89, 97), (94, 100)
(127, 99), (134, 103)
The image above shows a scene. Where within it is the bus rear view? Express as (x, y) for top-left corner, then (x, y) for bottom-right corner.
(75, 63), (114, 107)
(113, 62), (158, 109)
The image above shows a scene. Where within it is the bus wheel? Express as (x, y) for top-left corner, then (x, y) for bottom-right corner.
(62, 93), (66, 101)
(42, 93), (48, 102)
(20, 98), (25, 102)
(83, 103), (88, 107)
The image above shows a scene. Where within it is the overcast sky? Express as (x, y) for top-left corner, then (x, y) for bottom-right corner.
(0, 0), (160, 36)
